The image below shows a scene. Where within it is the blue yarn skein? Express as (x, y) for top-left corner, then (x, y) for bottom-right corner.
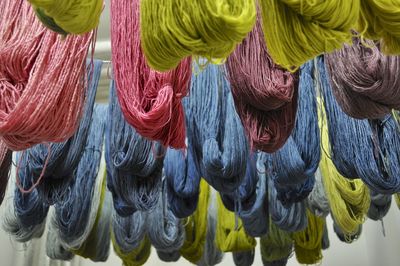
(53, 104), (107, 251)
(270, 61), (320, 205)
(233, 249), (255, 266)
(367, 189), (392, 221)
(189, 63), (249, 193)
(30, 60), (102, 205)
(106, 81), (163, 217)
(164, 146), (201, 218)
(147, 180), (185, 253)
(265, 161), (307, 232)
(318, 56), (400, 194)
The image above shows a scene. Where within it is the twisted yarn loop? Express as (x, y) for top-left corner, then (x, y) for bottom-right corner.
(139, 0), (256, 71)
(111, 0), (191, 148)
(260, 0), (358, 70)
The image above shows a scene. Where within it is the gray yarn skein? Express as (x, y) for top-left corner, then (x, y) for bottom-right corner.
(367, 189), (392, 221)
(46, 208), (74, 261)
(306, 168), (330, 217)
(157, 250), (181, 262)
(112, 210), (147, 253)
(147, 180), (185, 252)
(233, 249), (255, 266)
(2, 170), (46, 242)
(322, 221), (330, 250)
(197, 189), (224, 266)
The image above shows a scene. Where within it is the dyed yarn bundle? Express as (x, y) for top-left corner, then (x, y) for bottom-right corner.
(318, 96), (370, 235)
(293, 210), (324, 265)
(260, 0), (358, 70)
(215, 195), (256, 253)
(112, 210), (150, 266)
(52, 104), (108, 258)
(367, 190), (392, 221)
(106, 81), (163, 217)
(226, 15), (298, 153)
(0, 140), (12, 205)
(325, 38), (400, 119)
(307, 169), (330, 218)
(270, 61), (320, 205)
(233, 250), (255, 266)
(359, 0), (400, 55)
(139, 0), (256, 71)
(28, 0), (103, 34)
(318, 56), (400, 194)
(189, 64), (249, 193)
(260, 219), (293, 266)
(180, 180), (210, 263)
(16, 59), (102, 205)
(164, 147), (201, 218)
(264, 155), (308, 232)
(46, 217), (75, 261)
(110, 0), (191, 149)
(0, 0), (92, 151)
(147, 181), (185, 256)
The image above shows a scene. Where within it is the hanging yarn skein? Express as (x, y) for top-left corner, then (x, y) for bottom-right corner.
(270, 60), (320, 205)
(264, 154), (307, 232)
(110, 0), (191, 149)
(0, 0), (93, 151)
(226, 12), (298, 153)
(318, 96), (370, 236)
(318, 56), (400, 194)
(106, 81), (163, 217)
(215, 195), (256, 253)
(197, 190), (224, 266)
(260, 218), (293, 266)
(293, 210), (325, 265)
(46, 211), (75, 261)
(0, 140), (12, 205)
(367, 189), (392, 221)
(325, 37), (400, 119)
(27, 0), (103, 34)
(19, 59), (102, 205)
(317, 57), (400, 194)
(180, 179), (210, 264)
(53, 104), (107, 256)
(358, 0), (400, 55)
(189, 63), (249, 193)
(147, 181), (185, 254)
(233, 250), (255, 266)
(259, 0), (359, 71)
(306, 169), (330, 218)
(139, 0), (256, 71)
(164, 146), (201, 218)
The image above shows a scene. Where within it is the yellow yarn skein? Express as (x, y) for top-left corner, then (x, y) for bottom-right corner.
(358, 0), (400, 55)
(140, 0), (256, 72)
(215, 195), (256, 252)
(293, 210), (324, 265)
(394, 194), (400, 209)
(28, 0), (103, 34)
(318, 98), (370, 236)
(260, 0), (359, 71)
(180, 179), (210, 263)
(112, 235), (152, 266)
(260, 218), (293, 263)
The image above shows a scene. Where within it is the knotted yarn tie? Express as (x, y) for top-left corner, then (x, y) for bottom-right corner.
(110, 0), (191, 149)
